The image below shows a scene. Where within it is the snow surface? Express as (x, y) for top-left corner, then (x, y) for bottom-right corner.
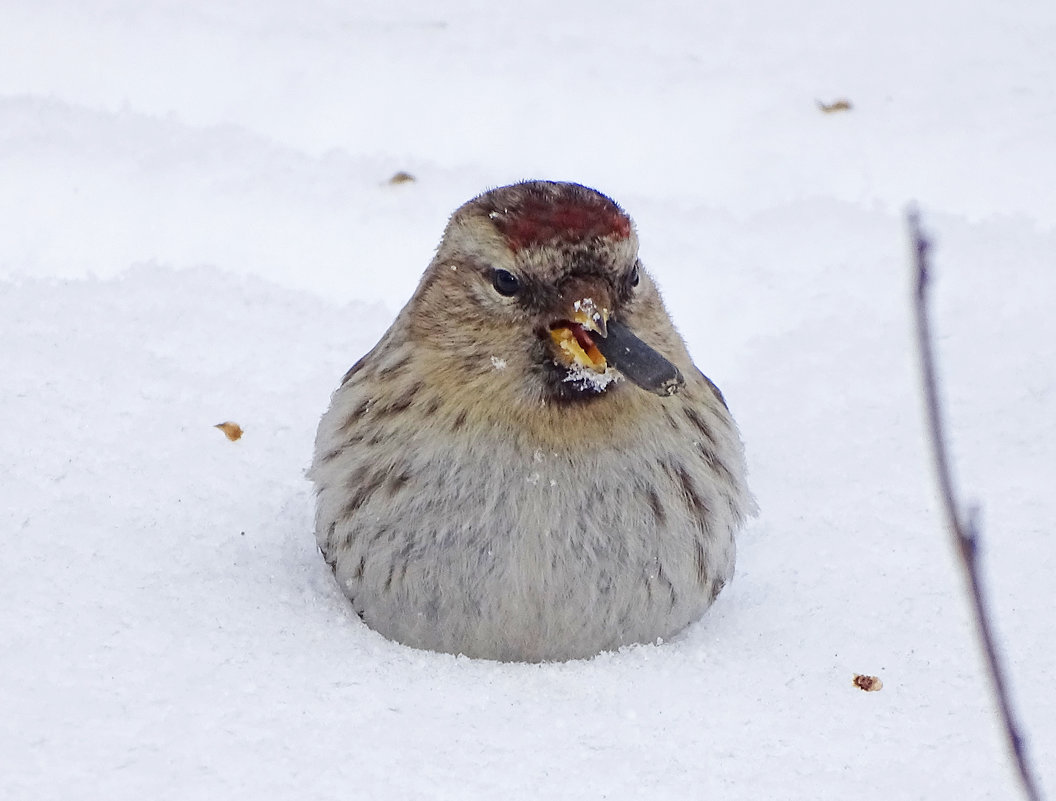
(2, 1), (1055, 799)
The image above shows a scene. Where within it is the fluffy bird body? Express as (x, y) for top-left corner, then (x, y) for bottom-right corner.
(310, 181), (753, 662)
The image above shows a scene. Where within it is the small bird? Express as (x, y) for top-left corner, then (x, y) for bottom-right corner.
(310, 181), (754, 662)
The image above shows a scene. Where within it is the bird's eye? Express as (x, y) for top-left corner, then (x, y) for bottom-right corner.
(491, 268), (521, 296)
(629, 264), (641, 287)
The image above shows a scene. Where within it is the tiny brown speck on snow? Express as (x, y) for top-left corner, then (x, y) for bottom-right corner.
(215, 421), (243, 441)
(388, 171), (416, 185)
(853, 673), (883, 692)
(817, 99), (853, 113)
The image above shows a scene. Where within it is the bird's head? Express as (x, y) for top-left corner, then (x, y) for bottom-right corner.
(407, 181), (687, 408)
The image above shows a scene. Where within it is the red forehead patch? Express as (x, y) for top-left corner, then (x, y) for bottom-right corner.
(488, 195), (632, 250)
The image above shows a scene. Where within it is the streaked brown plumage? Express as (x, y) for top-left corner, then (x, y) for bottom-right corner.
(310, 180), (754, 661)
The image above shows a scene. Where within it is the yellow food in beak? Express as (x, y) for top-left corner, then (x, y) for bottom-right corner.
(548, 305), (609, 373)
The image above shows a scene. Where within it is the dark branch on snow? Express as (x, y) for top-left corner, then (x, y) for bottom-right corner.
(909, 209), (1043, 801)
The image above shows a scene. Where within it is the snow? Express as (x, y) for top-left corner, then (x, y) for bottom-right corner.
(562, 362), (622, 393)
(572, 297), (605, 328)
(2, 1), (1055, 799)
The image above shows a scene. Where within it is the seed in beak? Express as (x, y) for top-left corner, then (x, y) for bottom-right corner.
(549, 322), (607, 372)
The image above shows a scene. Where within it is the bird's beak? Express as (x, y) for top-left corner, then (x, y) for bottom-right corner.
(594, 320), (685, 396)
(548, 296), (610, 374)
(546, 280), (685, 396)
(547, 278), (612, 374)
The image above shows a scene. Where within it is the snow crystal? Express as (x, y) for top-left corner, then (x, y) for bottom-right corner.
(490, 355), (507, 370)
(561, 362), (621, 392)
(572, 296), (605, 326)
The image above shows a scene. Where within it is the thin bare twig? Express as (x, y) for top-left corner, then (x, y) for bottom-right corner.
(909, 209), (1043, 801)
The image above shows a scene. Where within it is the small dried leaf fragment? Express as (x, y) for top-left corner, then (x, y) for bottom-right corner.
(853, 673), (883, 692)
(817, 99), (853, 113)
(215, 421), (243, 441)
(388, 171), (416, 185)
